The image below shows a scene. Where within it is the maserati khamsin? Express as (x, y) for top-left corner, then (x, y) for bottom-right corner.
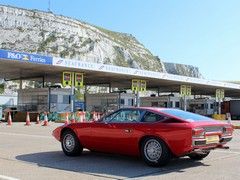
(52, 107), (233, 166)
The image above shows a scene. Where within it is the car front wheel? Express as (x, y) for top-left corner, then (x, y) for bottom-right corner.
(61, 130), (83, 156)
(141, 137), (171, 167)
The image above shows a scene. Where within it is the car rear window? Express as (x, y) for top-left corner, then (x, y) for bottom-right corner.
(161, 109), (214, 122)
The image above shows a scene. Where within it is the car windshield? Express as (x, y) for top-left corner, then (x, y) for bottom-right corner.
(161, 109), (214, 122)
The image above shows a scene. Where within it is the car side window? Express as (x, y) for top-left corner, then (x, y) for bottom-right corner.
(107, 109), (142, 123)
(142, 111), (166, 123)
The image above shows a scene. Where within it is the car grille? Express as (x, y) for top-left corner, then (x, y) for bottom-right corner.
(204, 126), (223, 133)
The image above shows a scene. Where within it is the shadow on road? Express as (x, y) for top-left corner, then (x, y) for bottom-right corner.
(16, 150), (209, 179)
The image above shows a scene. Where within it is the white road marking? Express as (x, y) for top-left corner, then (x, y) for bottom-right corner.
(0, 132), (52, 139)
(0, 175), (20, 180)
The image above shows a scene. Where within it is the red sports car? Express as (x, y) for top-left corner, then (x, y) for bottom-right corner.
(52, 107), (233, 166)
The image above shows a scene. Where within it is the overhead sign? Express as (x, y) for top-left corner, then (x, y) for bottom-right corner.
(0, 49), (52, 65)
(216, 89), (224, 100)
(62, 72), (72, 87)
(75, 73), (84, 87)
(52, 57), (240, 91)
(180, 85), (191, 96)
(132, 79), (146, 92)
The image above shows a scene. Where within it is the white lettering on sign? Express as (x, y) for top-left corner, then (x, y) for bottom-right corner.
(7, 51), (47, 63)
(7, 52), (22, 60)
(30, 55), (46, 63)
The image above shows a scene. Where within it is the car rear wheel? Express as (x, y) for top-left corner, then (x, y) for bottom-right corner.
(61, 130), (83, 156)
(188, 150), (210, 160)
(141, 137), (171, 167)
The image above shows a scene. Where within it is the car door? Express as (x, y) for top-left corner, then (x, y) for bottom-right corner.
(88, 109), (144, 155)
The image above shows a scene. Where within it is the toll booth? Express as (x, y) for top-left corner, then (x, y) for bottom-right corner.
(85, 92), (135, 113)
(18, 88), (71, 112)
(187, 98), (216, 116)
(222, 100), (240, 120)
(140, 95), (180, 108)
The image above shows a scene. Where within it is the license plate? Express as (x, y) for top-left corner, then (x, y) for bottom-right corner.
(206, 135), (219, 144)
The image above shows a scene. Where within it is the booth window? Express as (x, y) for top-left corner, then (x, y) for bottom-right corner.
(210, 104), (214, 109)
(63, 95), (70, 104)
(175, 102), (180, 108)
(50, 95), (58, 103)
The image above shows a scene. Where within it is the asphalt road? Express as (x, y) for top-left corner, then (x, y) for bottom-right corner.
(0, 122), (239, 180)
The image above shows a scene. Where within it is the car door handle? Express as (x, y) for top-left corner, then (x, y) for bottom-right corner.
(124, 129), (132, 133)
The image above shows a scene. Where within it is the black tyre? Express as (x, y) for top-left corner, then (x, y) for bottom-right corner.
(61, 130), (83, 156)
(188, 151), (210, 160)
(141, 137), (171, 167)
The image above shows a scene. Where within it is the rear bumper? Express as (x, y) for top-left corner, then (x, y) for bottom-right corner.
(192, 136), (232, 149)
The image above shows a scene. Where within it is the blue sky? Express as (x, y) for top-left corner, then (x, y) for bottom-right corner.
(1, 0), (239, 81)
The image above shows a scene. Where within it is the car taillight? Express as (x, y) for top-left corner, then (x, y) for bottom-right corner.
(223, 126), (233, 136)
(192, 128), (205, 139)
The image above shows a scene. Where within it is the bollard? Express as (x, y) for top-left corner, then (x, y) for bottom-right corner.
(42, 112), (48, 126)
(64, 112), (69, 125)
(25, 112), (31, 126)
(7, 111), (12, 126)
(36, 113), (40, 124)
(70, 113), (76, 123)
(226, 113), (232, 124)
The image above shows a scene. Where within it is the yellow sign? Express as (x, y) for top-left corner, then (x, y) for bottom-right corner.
(220, 89), (225, 99)
(180, 85), (186, 96)
(140, 80), (146, 92)
(75, 73), (84, 87)
(132, 79), (147, 92)
(132, 79), (139, 92)
(186, 85), (191, 96)
(180, 85), (191, 96)
(216, 89), (224, 100)
(62, 72), (72, 87)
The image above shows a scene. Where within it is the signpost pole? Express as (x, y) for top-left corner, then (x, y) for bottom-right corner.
(71, 72), (74, 113)
(184, 95), (187, 111)
(216, 89), (224, 115)
(84, 85), (87, 111)
(218, 99), (221, 115)
(136, 91), (140, 107)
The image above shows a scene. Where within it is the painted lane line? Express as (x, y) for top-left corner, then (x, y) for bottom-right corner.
(0, 175), (20, 180)
(0, 132), (52, 139)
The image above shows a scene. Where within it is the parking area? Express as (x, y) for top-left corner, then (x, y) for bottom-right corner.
(0, 122), (239, 180)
